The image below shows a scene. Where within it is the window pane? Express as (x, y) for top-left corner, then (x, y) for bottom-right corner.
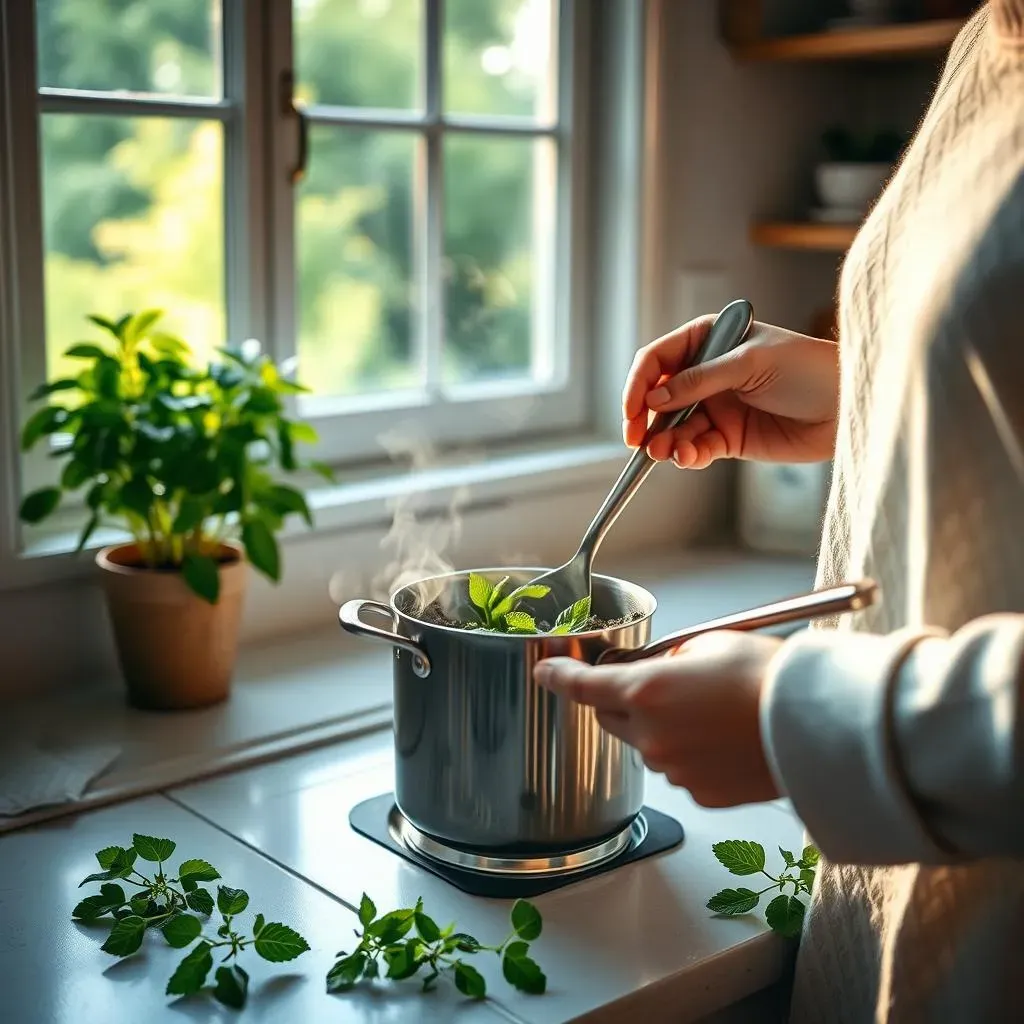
(297, 126), (420, 397)
(40, 115), (225, 380)
(36, 0), (221, 98)
(295, 0), (421, 110)
(444, 0), (556, 120)
(443, 134), (555, 385)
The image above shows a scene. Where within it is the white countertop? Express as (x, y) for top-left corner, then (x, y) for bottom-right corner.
(0, 547), (815, 1022)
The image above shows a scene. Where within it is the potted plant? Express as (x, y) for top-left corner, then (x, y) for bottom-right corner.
(812, 126), (907, 221)
(18, 310), (330, 710)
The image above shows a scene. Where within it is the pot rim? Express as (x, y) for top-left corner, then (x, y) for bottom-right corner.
(387, 565), (657, 641)
(97, 539), (244, 577)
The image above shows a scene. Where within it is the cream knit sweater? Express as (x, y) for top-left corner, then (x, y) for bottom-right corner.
(759, 4), (1024, 1022)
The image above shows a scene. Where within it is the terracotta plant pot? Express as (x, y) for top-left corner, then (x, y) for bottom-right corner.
(97, 542), (247, 710)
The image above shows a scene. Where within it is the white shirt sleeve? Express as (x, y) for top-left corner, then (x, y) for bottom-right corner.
(760, 616), (1024, 865)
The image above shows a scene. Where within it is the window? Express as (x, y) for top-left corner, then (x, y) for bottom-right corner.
(2, 0), (590, 485)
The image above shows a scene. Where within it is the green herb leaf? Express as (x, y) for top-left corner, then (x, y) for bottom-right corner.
(181, 554), (220, 604)
(213, 964), (249, 1010)
(254, 912), (265, 936)
(326, 952), (367, 992)
(178, 859), (221, 884)
(454, 961), (487, 999)
(706, 887), (760, 915)
(253, 922), (310, 962)
(217, 886), (249, 916)
(511, 899), (543, 941)
(448, 932), (481, 954)
(799, 845), (820, 868)
(125, 309), (162, 345)
(711, 840), (766, 876)
(367, 909), (415, 944)
(66, 342), (110, 360)
(19, 487), (62, 524)
(186, 887), (215, 915)
(502, 950), (547, 995)
(95, 846), (124, 870)
(166, 941), (214, 996)
(503, 610), (537, 632)
(132, 834), (176, 862)
(799, 868), (816, 891)
(764, 893), (806, 939)
(779, 848), (796, 868)
(358, 893), (376, 927)
(72, 883), (126, 922)
(264, 484), (313, 527)
(414, 910), (440, 943)
(172, 498), (206, 535)
(163, 913), (203, 948)
(468, 573), (492, 611)
(242, 517), (280, 582)
(100, 915), (147, 957)
(383, 941), (421, 981)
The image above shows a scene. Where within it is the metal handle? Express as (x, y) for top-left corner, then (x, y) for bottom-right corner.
(596, 579), (879, 665)
(576, 299), (755, 564)
(280, 69), (309, 184)
(339, 600), (432, 678)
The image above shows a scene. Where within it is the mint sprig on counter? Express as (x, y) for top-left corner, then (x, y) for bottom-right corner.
(327, 894), (546, 999)
(73, 833), (309, 1009)
(707, 840), (820, 938)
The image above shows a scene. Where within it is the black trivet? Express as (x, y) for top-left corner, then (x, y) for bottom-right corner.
(349, 793), (684, 899)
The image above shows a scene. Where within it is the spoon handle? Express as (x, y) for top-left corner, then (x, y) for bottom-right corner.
(575, 299), (755, 563)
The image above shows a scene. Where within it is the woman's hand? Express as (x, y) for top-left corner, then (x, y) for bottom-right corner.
(623, 317), (839, 467)
(534, 632), (783, 807)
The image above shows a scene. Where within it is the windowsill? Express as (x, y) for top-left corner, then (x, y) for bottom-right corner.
(9, 434), (629, 590)
(0, 546), (815, 835)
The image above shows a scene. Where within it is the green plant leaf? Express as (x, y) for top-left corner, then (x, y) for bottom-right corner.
(66, 342), (110, 359)
(186, 887), (215, 915)
(30, 378), (81, 401)
(367, 908), (415, 945)
(149, 331), (189, 357)
(764, 894), (806, 939)
(502, 951), (547, 995)
(182, 554), (220, 604)
(448, 932), (481, 953)
(799, 868), (816, 891)
(263, 483), (313, 527)
(491, 582), (550, 619)
(125, 309), (163, 345)
(172, 497), (206, 535)
(503, 610), (537, 632)
(72, 882), (126, 922)
(511, 899), (543, 941)
(132, 834), (176, 862)
(414, 910), (440, 943)
(326, 952), (367, 992)
(19, 487), (62, 525)
(310, 460), (334, 482)
(178, 858), (221, 884)
(60, 459), (92, 491)
(711, 840), (765, 876)
(254, 922), (310, 962)
(254, 913), (265, 936)
(120, 477), (154, 518)
(242, 517), (280, 582)
(287, 421), (318, 444)
(799, 845), (820, 868)
(163, 913), (203, 948)
(213, 964), (249, 1010)
(468, 572), (492, 611)
(779, 848), (796, 868)
(383, 941), (420, 981)
(706, 888), (760, 915)
(217, 886), (249, 916)
(358, 893), (376, 927)
(100, 915), (147, 957)
(454, 961), (487, 999)
(21, 405), (69, 450)
(166, 941), (214, 996)
(95, 847), (124, 869)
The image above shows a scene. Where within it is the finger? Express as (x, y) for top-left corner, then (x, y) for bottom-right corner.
(622, 317), (715, 423)
(645, 347), (752, 414)
(534, 657), (633, 711)
(687, 431), (728, 470)
(594, 708), (641, 746)
(646, 410), (712, 461)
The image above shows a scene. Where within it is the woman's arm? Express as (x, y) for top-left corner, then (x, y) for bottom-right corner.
(761, 618), (1024, 864)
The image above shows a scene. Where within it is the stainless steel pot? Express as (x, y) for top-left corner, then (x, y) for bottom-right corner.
(339, 568), (877, 855)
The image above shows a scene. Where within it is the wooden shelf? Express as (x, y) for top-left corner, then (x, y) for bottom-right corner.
(751, 222), (859, 252)
(731, 19), (965, 62)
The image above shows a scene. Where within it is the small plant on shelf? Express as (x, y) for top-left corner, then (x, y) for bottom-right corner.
(18, 310), (331, 709)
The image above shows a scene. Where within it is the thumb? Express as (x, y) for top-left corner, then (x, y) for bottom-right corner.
(645, 347), (752, 412)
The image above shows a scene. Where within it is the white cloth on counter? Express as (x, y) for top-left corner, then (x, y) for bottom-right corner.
(0, 740), (120, 817)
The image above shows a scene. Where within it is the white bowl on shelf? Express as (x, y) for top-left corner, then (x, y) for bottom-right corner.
(815, 162), (891, 213)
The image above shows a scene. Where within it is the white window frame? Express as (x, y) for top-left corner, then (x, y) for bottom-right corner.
(0, 0), (653, 578)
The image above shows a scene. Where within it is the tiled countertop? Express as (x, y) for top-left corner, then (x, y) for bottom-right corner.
(0, 547), (815, 1022)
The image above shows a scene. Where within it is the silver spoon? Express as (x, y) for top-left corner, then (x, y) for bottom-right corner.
(526, 298), (755, 625)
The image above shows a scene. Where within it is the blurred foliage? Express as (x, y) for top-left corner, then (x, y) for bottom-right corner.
(36, 0), (554, 397)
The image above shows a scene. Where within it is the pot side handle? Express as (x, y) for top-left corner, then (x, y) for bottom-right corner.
(597, 579), (879, 665)
(339, 600), (432, 678)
